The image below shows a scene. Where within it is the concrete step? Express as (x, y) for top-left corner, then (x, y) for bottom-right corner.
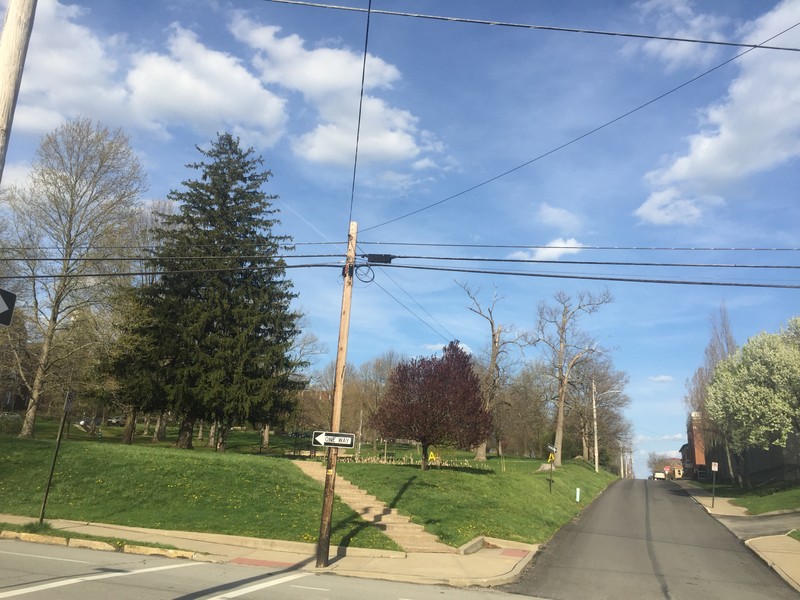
(291, 459), (455, 554)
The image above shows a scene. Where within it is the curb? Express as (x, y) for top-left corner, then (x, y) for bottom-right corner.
(1, 530), (201, 560)
(744, 535), (800, 595)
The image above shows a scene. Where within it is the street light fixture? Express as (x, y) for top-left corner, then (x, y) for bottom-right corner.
(592, 381), (622, 473)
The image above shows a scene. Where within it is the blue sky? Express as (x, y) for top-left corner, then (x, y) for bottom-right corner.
(2, 0), (799, 477)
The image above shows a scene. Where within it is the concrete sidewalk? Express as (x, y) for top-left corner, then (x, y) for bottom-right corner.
(673, 480), (800, 594)
(3, 481), (799, 591)
(0, 513), (536, 588)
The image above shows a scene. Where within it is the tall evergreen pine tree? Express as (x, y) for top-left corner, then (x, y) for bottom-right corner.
(144, 133), (302, 448)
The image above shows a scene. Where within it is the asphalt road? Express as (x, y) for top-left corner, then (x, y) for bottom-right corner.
(0, 539), (522, 600)
(501, 478), (798, 600)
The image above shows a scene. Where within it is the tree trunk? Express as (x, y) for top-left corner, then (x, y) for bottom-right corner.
(421, 443), (429, 471)
(581, 428), (590, 461)
(724, 443), (736, 486)
(196, 421), (204, 441)
(553, 378), (567, 467)
(152, 412), (166, 442)
(141, 414), (151, 436)
(121, 408), (137, 445)
(261, 423), (270, 452)
(19, 342), (51, 438)
(207, 421), (217, 448)
(175, 417), (194, 449)
(474, 441), (488, 462)
(216, 421), (229, 452)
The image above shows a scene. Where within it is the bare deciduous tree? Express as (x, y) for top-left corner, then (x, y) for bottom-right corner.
(529, 289), (612, 467)
(3, 117), (145, 437)
(459, 282), (523, 461)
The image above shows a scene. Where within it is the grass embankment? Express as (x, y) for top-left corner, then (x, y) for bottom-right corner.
(0, 429), (617, 549)
(338, 459), (615, 547)
(692, 480), (800, 515)
(0, 437), (397, 550)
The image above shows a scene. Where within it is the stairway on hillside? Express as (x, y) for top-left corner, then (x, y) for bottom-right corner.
(293, 459), (454, 554)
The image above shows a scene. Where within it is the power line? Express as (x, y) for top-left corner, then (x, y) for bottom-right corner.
(258, 0), (800, 52)
(0, 253), (343, 263)
(369, 276), (451, 344)
(369, 265), (458, 341)
(361, 21), (800, 232)
(4, 242), (800, 253)
(357, 242), (800, 252)
(3, 251), (797, 270)
(3, 257), (796, 289)
(376, 254), (800, 270)
(346, 0), (372, 225)
(0, 263), (341, 281)
(369, 263), (800, 290)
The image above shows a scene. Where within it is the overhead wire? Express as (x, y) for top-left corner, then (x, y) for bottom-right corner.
(346, 0), (372, 225)
(258, 0), (800, 52)
(361, 20), (800, 232)
(3, 257), (796, 289)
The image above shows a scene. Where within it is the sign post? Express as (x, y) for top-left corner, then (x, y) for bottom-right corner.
(547, 444), (557, 493)
(711, 461), (719, 508)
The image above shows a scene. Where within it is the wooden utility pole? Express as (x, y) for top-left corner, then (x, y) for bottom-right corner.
(592, 379), (599, 473)
(0, 0), (38, 184)
(316, 221), (358, 568)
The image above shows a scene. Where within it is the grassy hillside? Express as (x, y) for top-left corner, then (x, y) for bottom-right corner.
(0, 431), (617, 549)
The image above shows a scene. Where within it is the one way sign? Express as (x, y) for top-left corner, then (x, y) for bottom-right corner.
(312, 431), (355, 449)
(0, 288), (16, 327)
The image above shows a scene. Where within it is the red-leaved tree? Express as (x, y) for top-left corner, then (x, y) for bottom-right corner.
(371, 341), (493, 470)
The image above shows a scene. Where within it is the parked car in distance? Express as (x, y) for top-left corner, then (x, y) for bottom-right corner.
(653, 471), (666, 480)
(106, 416), (125, 426)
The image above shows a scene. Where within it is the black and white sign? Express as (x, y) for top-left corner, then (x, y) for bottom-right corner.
(0, 288), (16, 327)
(312, 431), (355, 448)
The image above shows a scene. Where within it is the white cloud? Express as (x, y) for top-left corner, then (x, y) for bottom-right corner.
(536, 203), (582, 233)
(634, 187), (723, 225)
(636, 0), (800, 226)
(509, 238), (584, 261)
(12, 2), (287, 147)
(648, 375), (674, 383)
(634, 0), (729, 71)
(13, 0), (127, 133)
(229, 12), (438, 167)
(127, 26), (287, 146)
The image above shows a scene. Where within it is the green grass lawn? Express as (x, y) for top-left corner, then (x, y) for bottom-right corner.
(691, 480), (800, 515)
(0, 436), (397, 550)
(0, 426), (619, 549)
(338, 458), (616, 547)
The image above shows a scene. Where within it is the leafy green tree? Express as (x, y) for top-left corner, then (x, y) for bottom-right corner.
(133, 133), (303, 449)
(707, 328), (800, 487)
(371, 342), (493, 470)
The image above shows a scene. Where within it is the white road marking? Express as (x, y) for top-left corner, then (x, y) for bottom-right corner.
(205, 573), (310, 599)
(291, 584), (330, 591)
(0, 562), (202, 598)
(0, 550), (91, 564)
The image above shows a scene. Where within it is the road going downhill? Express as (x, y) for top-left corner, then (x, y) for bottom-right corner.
(502, 478), (798, 600)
